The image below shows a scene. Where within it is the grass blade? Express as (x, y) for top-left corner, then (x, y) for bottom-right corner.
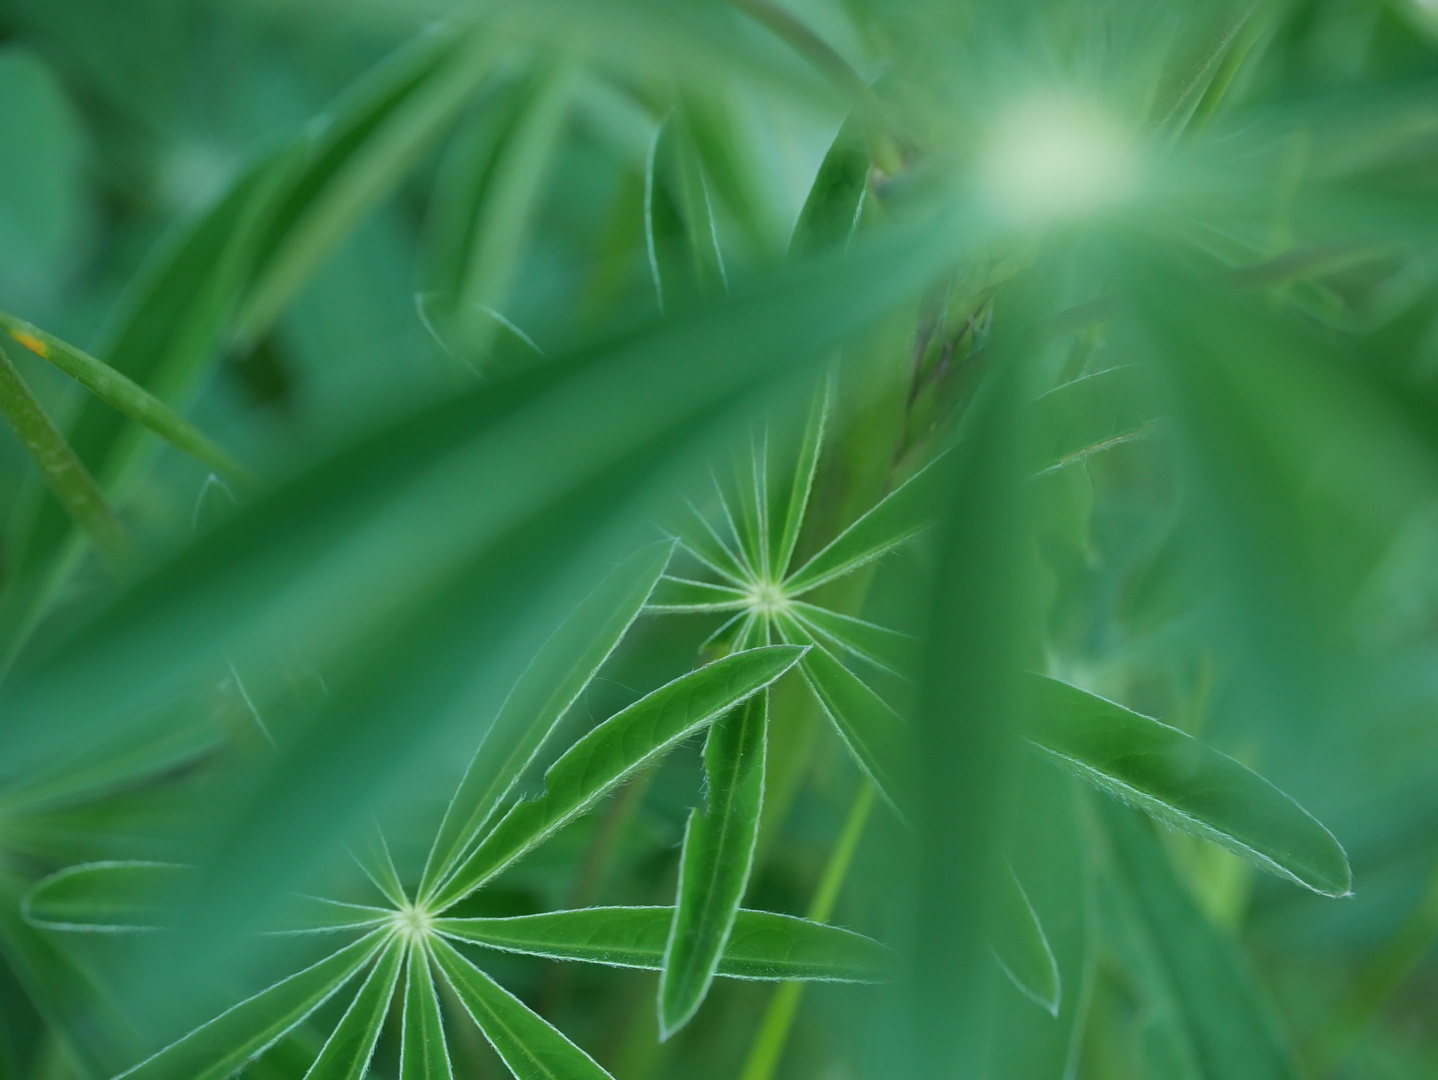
(431, 645), (803, 909)
(430, 937), (612, 1080)
(303, 936), (403, 1080)
(658, 691), (768, 1037)
(435, 906), (888, 982)
(420, 543), (672, 902)
(400, 944), (453, 1080)
(114, 929), (389, 1080)
(1024, 673), (1352, 897)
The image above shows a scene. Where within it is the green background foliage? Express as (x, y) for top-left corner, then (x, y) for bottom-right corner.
(0, 1), (1435, 1078)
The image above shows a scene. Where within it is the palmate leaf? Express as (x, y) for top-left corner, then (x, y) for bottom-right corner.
(1023, 673), (1352, 897)
(430, 645), (803, 909)
(114, 929), (389, 1080)
(659, 691), (769, 1037)
(399, 943), (452, 1080)
(304, 938), (403, 1080)
(419, 542), (672, 902)
(1094, 799), (1302, 1080)
(435, 906), (889, 982)
(429, 938), (612, 1080)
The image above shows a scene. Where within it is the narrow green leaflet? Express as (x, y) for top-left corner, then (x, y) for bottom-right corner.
(646, 111), (725, 314)
(670, 501), (752, 585)
(1095, 800), (1303, 1080)
(775, 614), (909, 807)
(788, 116), (869, 259)
(659, 691), (768, 1037)
(435, 907), (889, 982)
(420, 542), (672, 901)
(430, 937), (612, 1080)
(990, 867), (1060, 1017)
(1023, 673), (1352, 897)
(789, 602), (910, 676)
(645, 576), (749, 612)
(353, 825), (409, 910)
(764, 380), (828, 581)
(233, 27), (494, 346)
(782, 457), (943, 595)
(114, 929), (389, 1080)
(303, 937), (403, 1080)
(430, 645), (803, 908)
(399, 944), (452, 1080)
(23, 861), (189, 932)
(1027, 364), (1156, 474)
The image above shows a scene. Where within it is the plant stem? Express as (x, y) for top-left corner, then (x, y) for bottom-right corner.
(737, 779), (875, 1080)
(725, 0), (902, 175)
(0, 340), (130, 570)
(0, 310), (255, 486)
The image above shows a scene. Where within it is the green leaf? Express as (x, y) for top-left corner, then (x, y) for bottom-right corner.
(659, 691), (768, 1037)
(23, 861), (189, 933)
(788, 116), (869, 259)
(774, 615), (909, 808)
(990, 867), (1060, 1017)
(644, 575), (749, 612)
(1023, 673), (1352, 897)
(303, 936), (403, 1080)
(430, 645), (803, 909)
(789, 602), (910, 676)
(114, 929), (389, 1080)
(435, 906), (889, 982)
(429, 937), (613, 1080)
(782, 456), (944, 596)
(646, 111), (725, 314)
(399, 943), (452, 1080)
(765, 379), (829, 581)
(419, 542), (673, 903)
(1094, 799), (1302, 1080)
(233, 27), (494, 347)
(1027, 364), (1156, 474)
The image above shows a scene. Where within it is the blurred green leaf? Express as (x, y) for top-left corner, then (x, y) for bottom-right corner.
(23, 862), (188, 933)
(990, 866), (1060, 1017)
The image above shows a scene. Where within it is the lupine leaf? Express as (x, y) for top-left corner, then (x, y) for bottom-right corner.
(1023, 673), (1352, 897)
(431, 645), (803, 909)
(782, 457), (944, 595)
(114, 929), (389, 1080)
(303, 936), (403, 1080)
(765, 380), (828, 581)
(1095, 800), (1303, 1080)
(672, 500), (752, 585)
(990, 867), (1060, 1017)
(419, 542), (672, 902)
(430, 937), (613, 1080)
(659, 691), (768, 1037)
(1027, 364), (1156, 474)
(788, 115), (869, 259)
(23, 861), (189, 933)
(644, 575), (749, 612)
(790, 602), (910, 676)
(435, 906), (889, 982)
(645, 111), (725, 315)
(400, 943), (452, 1080)
(775, 614), (909, 807)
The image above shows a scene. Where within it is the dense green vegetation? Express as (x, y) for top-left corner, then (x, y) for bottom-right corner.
(0, 1), (1436, 1078)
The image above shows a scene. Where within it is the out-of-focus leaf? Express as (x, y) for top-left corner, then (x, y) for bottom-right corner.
(782, 457), (942, 595)
(659, 692), (768, 1037)
(1027, 364), (1156, 474)
(1023, 673), (1352, 897)
(419, 542), (672, 902)
(789, 116), (869, 259)
(114, 930), (388, 1080)
(646, 111), (725, 314)
(1094, 799), (1302, 1080)
(436, 906), (889, 981)
(23, 862), (189, 933)
(429, 937), (612, 1080)
(399, 944), (451, 1080)
(431, 645), (802, 909)
(989, 866), (1060, 1017)
(303, 937), (403, 1080)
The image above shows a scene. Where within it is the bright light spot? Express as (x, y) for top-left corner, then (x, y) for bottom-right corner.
(978, 96), (1135, 225)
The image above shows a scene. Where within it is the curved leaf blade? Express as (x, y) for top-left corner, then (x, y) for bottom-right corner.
(990, 867), (1060, 1017)
(431, 645), (803, 909)
(114, 929), (389, 1080)
(23, 861), (190, 933)
(659, 691), (768, 1038)
(303, 936), (403, 1080)
(430, 937), (613, 1080)
(435, 906), (889, 983)
(419, 542), (672, 902)
(1024, 674), (1352, 897)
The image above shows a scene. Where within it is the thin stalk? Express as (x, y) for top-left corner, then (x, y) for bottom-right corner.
(1310, 853), (1438, 1077)
(0, 340), (130, 570)
(737, 780), (875, 1080)
(0, 311), (255, 486)
(725, 0), (902, 175)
